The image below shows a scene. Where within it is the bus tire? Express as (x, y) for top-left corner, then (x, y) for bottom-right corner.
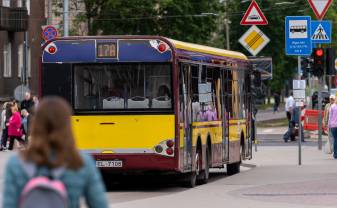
(182, 148), (201, 188)
(197, 146), (210, 184)
(227, 162), (240, 176)
(182, 172), (197, 188)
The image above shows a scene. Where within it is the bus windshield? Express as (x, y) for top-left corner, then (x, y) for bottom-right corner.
(74, 63), (172, 111)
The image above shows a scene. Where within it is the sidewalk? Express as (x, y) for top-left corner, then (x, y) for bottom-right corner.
(256, 107), (286, 122)
(230, 145), (337, 207)
(108, 146), (337, 208)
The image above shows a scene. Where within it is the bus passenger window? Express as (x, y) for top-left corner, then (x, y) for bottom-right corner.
(74, 63), (172, 111)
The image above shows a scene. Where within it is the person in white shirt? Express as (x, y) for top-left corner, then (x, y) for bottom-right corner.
(285, 92), (295, 121)
(283, 93), (296, 142)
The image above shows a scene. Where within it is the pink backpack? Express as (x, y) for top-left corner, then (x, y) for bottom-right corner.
(19, 158), (68, 208)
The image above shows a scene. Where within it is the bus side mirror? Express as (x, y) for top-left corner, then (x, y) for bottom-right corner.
(253, 71), (261, 88)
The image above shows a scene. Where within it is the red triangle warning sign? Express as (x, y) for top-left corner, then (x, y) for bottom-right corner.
(308, 0), (332, 20)
(240, 0), (268, 25)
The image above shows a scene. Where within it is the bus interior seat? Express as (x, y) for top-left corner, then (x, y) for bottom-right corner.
(152, 98), (171, 108)
(127, 98), (149, 109)
(103, 97), (124, 109)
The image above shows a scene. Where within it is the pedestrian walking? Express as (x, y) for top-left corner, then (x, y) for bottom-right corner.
(292, 106), (305, 142)
(283, 93), (296, 142)
(324, 95), (335, 154)
(21, 109), (31, 143)
(20, 92), (34, 113)
(285, 92), (295, 121)
(1, 102), (12, 150)
(2, 96), (108, 208)
(0, 102), (7, 150)
(273, 92), (280, 113)
(328, 99), (337, 159)
(7, 104), (25, 150)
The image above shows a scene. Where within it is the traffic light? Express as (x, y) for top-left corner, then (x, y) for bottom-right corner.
(312, 48), (324, 77)
(301, 57), (311, 78)
(326, 48), (336, 76)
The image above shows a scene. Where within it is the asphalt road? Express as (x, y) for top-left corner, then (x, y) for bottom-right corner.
(0, 130), (334, 208)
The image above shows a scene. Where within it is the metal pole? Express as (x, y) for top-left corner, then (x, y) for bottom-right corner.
(63, 0), (69, 36)
(224, 0), (230, 50)
(298, 56), (302, 166)
(318, 76), (323, 150)
(48, 0), (52, 25)
(308, 72), (313, 109)
(23, 32), (28, 86)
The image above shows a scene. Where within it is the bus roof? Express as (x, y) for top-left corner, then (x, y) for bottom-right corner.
(167, 38), (248, 61)
(42, 36), (248, 63)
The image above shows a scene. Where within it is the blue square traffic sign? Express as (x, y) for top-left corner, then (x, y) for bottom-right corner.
(311, 20), (331, 44)
(285, 16), (312, 56)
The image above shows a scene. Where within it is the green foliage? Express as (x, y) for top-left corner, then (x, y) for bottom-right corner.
(79, 0), (222, 44)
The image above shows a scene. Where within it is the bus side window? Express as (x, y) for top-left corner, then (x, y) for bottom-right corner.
(212, 68), (221, 121)
(226, 70), (233, 119)
(191, 65), (201, 122)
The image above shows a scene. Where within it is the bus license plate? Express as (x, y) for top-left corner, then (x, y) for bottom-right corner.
(96, 160), (123, 168)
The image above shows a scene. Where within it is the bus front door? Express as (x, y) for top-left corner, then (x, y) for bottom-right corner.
(222, 70), (229, 162)
(181, 64), (193, 170)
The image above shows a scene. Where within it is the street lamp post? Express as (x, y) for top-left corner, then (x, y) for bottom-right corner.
(224, 0), (230, 50)
(64, 0), (69, 36)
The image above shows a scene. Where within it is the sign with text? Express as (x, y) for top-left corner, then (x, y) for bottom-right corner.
(286, 16), (312, 56)
(293, 80), (306, 90)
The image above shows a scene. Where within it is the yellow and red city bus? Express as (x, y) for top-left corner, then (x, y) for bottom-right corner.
(41, 36), (253, 187)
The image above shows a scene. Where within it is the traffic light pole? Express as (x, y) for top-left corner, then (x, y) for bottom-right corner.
(298, 56), (302, 166)
(318, 76), (323, 150)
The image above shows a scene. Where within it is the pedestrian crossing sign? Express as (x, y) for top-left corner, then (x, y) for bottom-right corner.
(311, 20), (331, 44)
(238, 25), (270, 56)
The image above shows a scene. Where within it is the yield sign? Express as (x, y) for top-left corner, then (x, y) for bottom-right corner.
(240, 0), (268, 25)
(307, 0), (333, 20)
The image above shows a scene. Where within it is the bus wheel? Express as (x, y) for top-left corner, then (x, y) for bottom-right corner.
(182, 151), (200, 188)
(227, 162), (240, 175)
(197, 146), (209, 184)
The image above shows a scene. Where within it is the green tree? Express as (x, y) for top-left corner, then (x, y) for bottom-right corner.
(77, 0), (222, 45)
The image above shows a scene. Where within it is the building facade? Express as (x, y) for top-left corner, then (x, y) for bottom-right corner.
(0, 0), (46, 101)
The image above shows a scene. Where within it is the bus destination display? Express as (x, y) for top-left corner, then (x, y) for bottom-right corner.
(96, 42), (117, 58)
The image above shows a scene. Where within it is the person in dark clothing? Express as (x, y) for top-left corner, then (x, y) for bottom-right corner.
(21, 109), (31, 143)
(20, 92), (34, 113)
(1, 102), (13, 150)
(273, 92), (280, 113)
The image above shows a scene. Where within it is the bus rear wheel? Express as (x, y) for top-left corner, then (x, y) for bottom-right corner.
(182, 150), (200, 188)
(197, 146), (209, 184)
